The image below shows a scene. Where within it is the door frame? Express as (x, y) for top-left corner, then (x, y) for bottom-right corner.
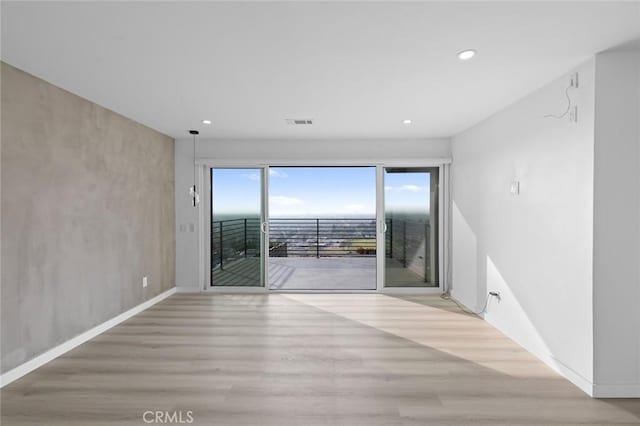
(197, 159), (450, 294)
(379, 165), (446, 293)
(203, 165), (270, 292)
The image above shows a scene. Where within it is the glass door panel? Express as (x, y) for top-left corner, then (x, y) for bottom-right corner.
(384, 167), (439, 287)
(267, 166), (377, 290)
(210, 168), (264, 287)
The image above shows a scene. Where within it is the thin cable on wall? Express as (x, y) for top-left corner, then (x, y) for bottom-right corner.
(544, 83), (574, 120)
(189, 130), (200, 207)
(441, 292), (500, 316)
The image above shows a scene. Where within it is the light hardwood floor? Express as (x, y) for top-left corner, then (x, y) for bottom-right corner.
(1, 294), (639, 425)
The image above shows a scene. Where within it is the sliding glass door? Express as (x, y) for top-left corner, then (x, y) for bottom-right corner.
(383, 167), (439, 287)
(210, 168), (264, 287)
(207, 165), (441, 290)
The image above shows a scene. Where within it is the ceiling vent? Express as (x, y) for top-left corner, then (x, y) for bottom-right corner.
(286, 118), (313, 125)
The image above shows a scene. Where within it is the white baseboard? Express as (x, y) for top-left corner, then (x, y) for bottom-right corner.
(541, 354), (595, 397)
(381, 287), (443, 295)
(593, 383), (640, 398)
(176, 286), (203, 293)
(0, 287), (176, 388)
(446, 292), (597, 397)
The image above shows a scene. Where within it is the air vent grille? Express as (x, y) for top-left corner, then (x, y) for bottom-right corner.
(286, 118), (313, 125)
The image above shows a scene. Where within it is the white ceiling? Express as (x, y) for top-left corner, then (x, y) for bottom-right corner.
(2, 1), (639, 140)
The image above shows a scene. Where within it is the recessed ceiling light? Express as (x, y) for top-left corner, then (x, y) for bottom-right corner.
(201, 119), (212, 125)
(457, 49), (476, 60)
(402, 119), (412, 124)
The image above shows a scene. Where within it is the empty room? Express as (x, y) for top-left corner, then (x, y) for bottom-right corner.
(1, 1), (639, 425)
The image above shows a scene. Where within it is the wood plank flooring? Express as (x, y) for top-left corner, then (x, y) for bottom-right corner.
(2, 294), (639, 425)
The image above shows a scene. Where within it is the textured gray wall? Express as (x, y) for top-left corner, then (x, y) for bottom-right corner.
(1, 62), (175, 373)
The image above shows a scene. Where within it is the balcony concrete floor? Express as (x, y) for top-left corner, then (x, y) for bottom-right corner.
(211, 257), (434, 290)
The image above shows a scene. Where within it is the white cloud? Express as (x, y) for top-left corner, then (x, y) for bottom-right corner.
(385, 184), (426, 192)
(270, 195), (304, 206)
(401, 184), (424, 192)
(269, 169), (288, 178)
(343, 203), (370, 214)
(242, 173), (261, 181)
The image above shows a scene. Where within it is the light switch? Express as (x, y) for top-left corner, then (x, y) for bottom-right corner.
(510, 181), (520, 195)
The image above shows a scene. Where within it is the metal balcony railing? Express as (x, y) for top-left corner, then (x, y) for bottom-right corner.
(385, 218), (431, 268)
(269, 218), (376, 258)
(211, 217), (430, 271)
(211, 218), (261, 271)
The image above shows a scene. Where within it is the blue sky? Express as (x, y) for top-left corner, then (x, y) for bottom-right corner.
(384, 170), (431, 216)
(212, 167), (430, 217)
(268, 167), (375, 217)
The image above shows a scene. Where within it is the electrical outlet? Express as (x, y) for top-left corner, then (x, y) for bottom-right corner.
(570, 72), (579, 88)
(569, 105), (578, 123)
(143, 276), (148, 288)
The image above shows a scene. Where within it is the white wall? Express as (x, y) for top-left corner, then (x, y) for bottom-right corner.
(175, 138), (450, 290)
(592, 49), (640, 397)
(451, 60), (596, 393)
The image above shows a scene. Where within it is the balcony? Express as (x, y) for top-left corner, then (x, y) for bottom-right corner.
(210, 217), (433, 289)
